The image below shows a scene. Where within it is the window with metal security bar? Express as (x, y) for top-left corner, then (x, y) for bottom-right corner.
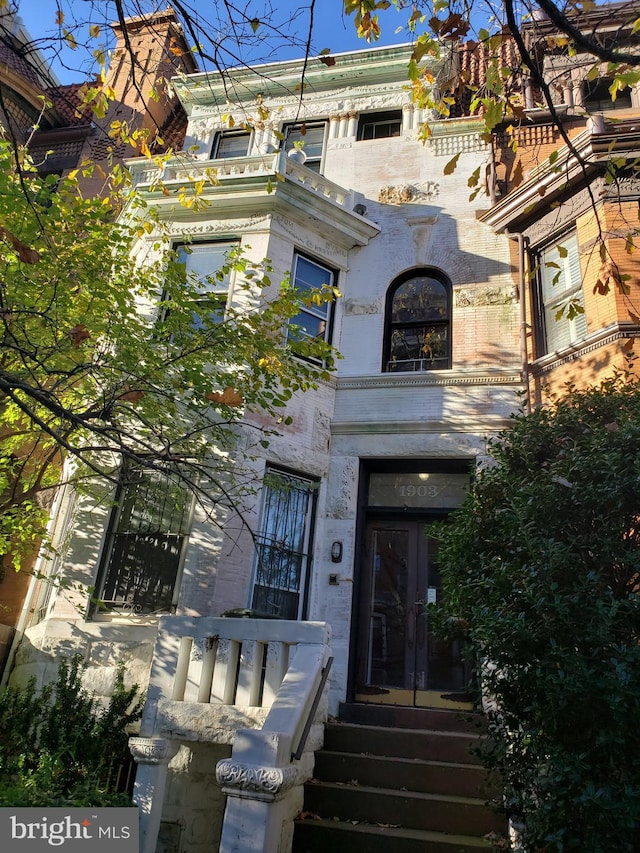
(92, 467), (192, 617)
(539, 231), (587, 354)
(384, 270), (451, 372)
(250, 469), (318, 620)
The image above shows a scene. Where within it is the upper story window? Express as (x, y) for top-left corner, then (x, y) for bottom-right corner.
(283, 122), (326, 172)
(250, 468), (318, 620)
(538, 231), (587, 354)
(211, 130), (252, 159)
(583, 78), (632, 112)
(91, 466), (192, 618)
(287, 253), (335, 353)
(171, 241), (238, 327)
(384, 270), (452, 372)
(358, 110), (402, 140)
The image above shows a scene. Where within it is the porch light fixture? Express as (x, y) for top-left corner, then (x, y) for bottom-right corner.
(330, 541), (343, 563)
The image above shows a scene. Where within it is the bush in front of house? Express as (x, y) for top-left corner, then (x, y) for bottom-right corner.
(433, 373), (640, 852)
(0, 656), (144, 806)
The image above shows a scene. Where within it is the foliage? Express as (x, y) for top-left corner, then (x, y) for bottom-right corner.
(0, 656), (143, 806)
(432, 373), (640, 851)
(0, 140), (338, 566)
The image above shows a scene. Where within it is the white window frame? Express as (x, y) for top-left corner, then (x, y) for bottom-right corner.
(358, 110), (403, 140)
(169, 240), (239, 327)
(539, 231), (587, 354)
(283, 121), (327, 172)
(287, 252), (335, 355)
(211, 129), (252, 159)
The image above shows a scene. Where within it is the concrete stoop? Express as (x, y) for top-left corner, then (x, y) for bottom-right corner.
(292, 703), (506, 853)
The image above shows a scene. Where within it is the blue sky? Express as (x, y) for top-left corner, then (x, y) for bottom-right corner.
(16, 1), (415, 85)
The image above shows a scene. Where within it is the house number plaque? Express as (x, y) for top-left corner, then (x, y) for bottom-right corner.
(368, 472), (469, 509)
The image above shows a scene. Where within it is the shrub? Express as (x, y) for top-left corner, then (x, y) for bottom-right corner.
(0, 656), (144, 806)
(434, 374), (640, 852)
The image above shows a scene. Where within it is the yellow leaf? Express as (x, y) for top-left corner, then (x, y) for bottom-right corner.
(63, 29), (78, 50)
(443, 152), (461, 176)
(55, 9), (63, 24)
(89, 24), (100, 38)
(250, 18), (261, 33)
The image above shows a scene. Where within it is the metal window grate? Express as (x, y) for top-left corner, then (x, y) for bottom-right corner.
(251, 472), (316, 619)
(95, 468), (191, 616)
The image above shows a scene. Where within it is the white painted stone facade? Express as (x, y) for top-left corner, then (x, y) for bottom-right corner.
(8, 43), (522, 852)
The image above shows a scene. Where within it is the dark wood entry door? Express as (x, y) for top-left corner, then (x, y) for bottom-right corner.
(355, 519), (470, 708)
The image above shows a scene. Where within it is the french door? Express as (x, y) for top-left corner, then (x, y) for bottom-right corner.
(355, 518), (470, 708)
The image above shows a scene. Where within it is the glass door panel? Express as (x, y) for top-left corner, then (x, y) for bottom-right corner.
(356, 518), (470, 708)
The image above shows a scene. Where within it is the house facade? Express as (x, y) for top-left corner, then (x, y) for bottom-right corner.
(7, 35), (521, 853)
(6, 3), (639, 850)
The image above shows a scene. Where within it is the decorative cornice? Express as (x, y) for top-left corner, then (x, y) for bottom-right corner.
(336, 369), (522, 391)
(216, 759), (300, 800)
(172, 43), (449, 115)
(481, 124), (640, 233)
(330, 416), (516, 436)
(531, 324), (640, 376)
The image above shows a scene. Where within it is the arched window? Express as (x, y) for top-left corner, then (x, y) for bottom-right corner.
(384, 270), (452, 372)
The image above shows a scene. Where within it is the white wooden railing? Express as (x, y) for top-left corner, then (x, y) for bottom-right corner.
(129, 615), (332, 853)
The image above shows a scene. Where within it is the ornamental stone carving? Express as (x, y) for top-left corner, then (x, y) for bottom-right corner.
(377, 182), (440, 205)
(165, 216), (270, 236)
(129, 737), (179, 765)
(216, 759), (300, 798)
(455, 286), (516, 307)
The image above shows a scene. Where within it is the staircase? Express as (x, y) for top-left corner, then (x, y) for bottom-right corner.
(293, 703), (506, 853)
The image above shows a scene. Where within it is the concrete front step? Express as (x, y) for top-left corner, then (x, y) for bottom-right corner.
(293, 818), (495, 853)
(301, 781), (504, 838)
(313, 750), (497, 798)
(338, 702), (486, 734)
(324, 721), (483, 765)
(293, 705), (507, 853)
